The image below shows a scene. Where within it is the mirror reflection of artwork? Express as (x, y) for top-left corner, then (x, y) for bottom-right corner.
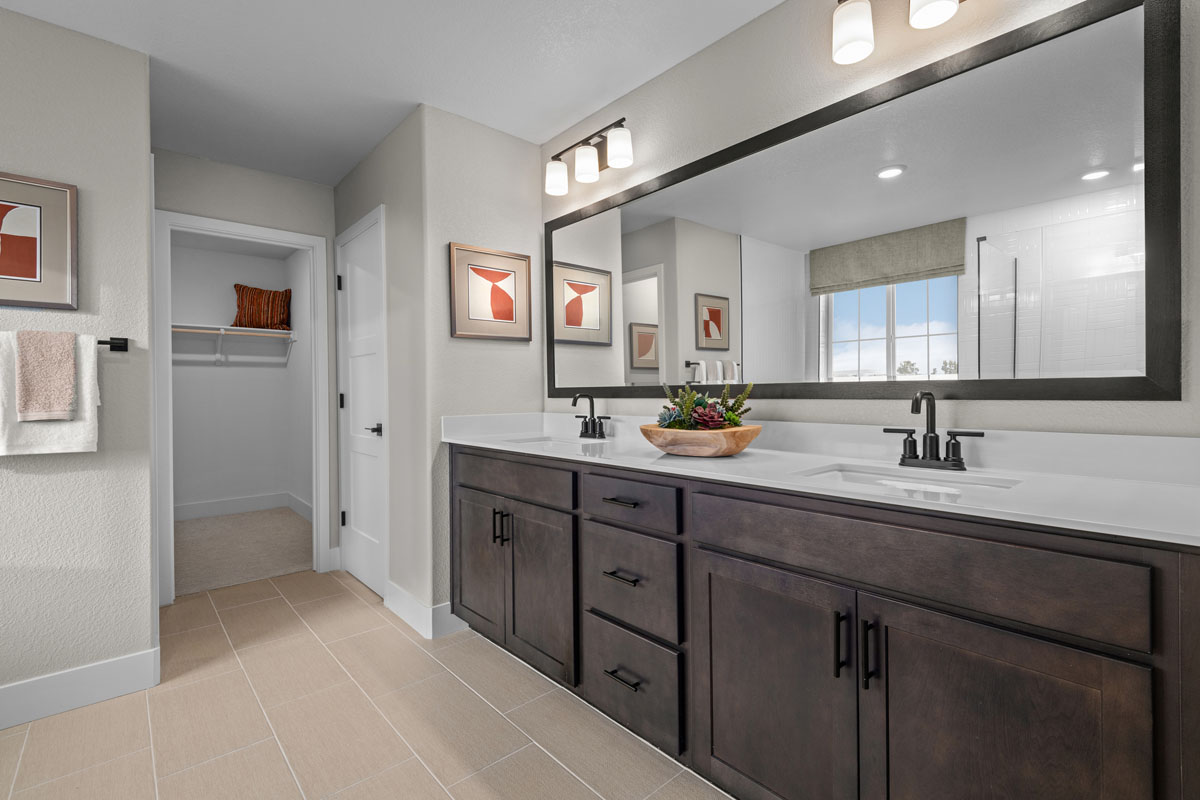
(449, 242), (531, 340)
(695, 294), (730, 351)
(629, 323), (659, 369)
(0, 171), (77, 309)
(553, 262), (611, 345)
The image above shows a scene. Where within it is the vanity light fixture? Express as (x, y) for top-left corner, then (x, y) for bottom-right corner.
(909, 0), (960, 29)
(1081, 169), (1110, 181)
(545, 158), (568, 196)
(833, 0), (965, 65)
(877, 164), (907, 179)
(543, 118), (633, 196)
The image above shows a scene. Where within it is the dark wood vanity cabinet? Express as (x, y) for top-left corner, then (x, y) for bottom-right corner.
(450, 446), (1189, 800)
(451, 480), (576, 683)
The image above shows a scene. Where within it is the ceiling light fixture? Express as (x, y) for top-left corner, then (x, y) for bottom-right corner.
(544, 118), (633, 196)
(834, 0), (966, 65)
(1081, 170), (1110, 181)
(832, 0), (875, 65)
(877, 164), (907, 179)
(909, 0), (960, 29)
(545, 158), (568, 196)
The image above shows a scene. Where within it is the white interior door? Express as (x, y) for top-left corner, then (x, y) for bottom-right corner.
(336, 207), (387, 597)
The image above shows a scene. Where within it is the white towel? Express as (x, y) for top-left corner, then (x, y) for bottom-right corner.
(692, 360), (706, 384)
(709, 360), (724, 383)
(0, 332), (101, 455)
(721, 360), (739, 384)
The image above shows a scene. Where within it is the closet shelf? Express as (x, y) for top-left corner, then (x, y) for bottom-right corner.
(171, 323), (297, 366)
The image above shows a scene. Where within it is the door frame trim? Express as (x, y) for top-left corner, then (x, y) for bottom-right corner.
(334, 205), (390, 597)
(152, 211), (333, 608)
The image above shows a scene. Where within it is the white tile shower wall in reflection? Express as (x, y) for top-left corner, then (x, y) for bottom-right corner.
(960, 183), (1145, 379)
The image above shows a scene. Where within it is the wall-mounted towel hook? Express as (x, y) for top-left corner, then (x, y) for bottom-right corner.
(98, 338), (129, 352)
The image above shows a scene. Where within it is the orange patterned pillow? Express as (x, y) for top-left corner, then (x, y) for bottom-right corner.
(232, 284), (291, 330)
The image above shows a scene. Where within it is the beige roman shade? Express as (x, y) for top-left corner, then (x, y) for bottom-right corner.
(809, 217), (967, 295)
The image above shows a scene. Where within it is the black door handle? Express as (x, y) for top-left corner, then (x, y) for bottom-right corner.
(833, 611), (850, 678)
(492, 509), (503, 544)
(365, 423), (383, 436)
(603, 668), (641, 693)
(602, 569), (640, 587)
(497, 512), (511, 546)
(860, 619), (877, 690)
(602, 497), (639, 509)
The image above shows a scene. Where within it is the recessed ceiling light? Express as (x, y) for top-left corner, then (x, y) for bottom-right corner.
(1081, 170), (1110, 181)
(877, 165), (907, 179)
(1132, 162), (1145, 172)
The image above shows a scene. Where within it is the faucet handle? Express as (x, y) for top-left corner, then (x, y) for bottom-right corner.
(883, 428), (919, 460)
(945, 430), (984, 464)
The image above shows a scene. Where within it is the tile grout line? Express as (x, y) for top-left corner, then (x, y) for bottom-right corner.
(152, 737), (274, 781)
(443, 741), (535, 789)
(10, 747), (152, 795)
(494, 686), (558, 717)
(376, 616), (609, 800)
(5, 729), (28, 800)
(144, 692), (161, 800)
(204, 590), (310, 800)
(638, 767), (686, 800)
(267, 575), (457, 799)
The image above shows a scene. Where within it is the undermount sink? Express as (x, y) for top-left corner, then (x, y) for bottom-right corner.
(793, 463), (1021, 500)
(504, 435), (610, 456)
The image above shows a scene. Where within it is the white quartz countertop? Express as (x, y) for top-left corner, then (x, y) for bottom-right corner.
(443, 413), (1200, 551)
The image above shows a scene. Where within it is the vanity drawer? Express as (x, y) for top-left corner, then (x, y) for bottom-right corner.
(454, 452), (575, 510)
(692, 492), (1153, 652)
(581, 611), (682, 755)
(580, 473), (680, 534)
(581, 522), (681, 643)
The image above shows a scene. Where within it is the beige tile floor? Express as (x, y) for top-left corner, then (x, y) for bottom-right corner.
(1, 570), (732, 800)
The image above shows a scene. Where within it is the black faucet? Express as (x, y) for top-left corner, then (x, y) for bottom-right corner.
(884, 391), (984, 471)
(572, 393), (608, 439)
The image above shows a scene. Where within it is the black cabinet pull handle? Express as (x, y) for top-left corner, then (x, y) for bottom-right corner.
(491, 509), (503, 544)
(602, 569), (640, 587)
(860, 619), (877, 690)
(833, 611), (850, 678)
(602, 497), (640, 509)
(603, 668), (641, 693)
(498, 512), (511, 546)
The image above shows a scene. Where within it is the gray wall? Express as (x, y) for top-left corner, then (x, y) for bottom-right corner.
(0, 9), (153, 685)
(541, 0), (1200, 436)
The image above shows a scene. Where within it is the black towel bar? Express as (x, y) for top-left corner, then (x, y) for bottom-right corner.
(98, 338), (129, 352)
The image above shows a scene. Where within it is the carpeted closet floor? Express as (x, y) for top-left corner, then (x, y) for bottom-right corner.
(174, 507), (312, 595)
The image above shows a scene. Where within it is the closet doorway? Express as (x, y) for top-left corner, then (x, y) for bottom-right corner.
(153, 212), (332, 606)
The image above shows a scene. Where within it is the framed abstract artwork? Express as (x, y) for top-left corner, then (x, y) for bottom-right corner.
(629, 323), (659, 369)
(0, 172), (78, 310)
(449, 242), (531, 340)
(695, 293), (730, 351)
(552, 262), (611, 346)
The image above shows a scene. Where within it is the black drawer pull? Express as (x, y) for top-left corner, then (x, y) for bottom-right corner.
(833, 611), (849, 678)
(491, 509), (503, 544)
(603, 668), (641, 693)
(602, 497), (640, 509)
(861, 619), (877, 690)
(602, 569), (640, 587)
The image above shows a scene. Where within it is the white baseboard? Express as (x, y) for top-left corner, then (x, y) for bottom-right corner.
(384, 581), (469, 641)
(0, 647), (159, 730)
(175, 492), (312, 522)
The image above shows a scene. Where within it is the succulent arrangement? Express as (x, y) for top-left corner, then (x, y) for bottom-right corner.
(658, 383), (754, 431)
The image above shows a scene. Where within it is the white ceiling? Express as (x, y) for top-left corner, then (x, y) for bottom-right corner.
(0, 0), (784, 185)
(617, 7), (1144, 254)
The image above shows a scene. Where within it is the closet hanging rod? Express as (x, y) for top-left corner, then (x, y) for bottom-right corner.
(98, 338), (129, 352)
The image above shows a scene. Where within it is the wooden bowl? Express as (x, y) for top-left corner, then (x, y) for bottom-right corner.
(639, 424), (762, 458)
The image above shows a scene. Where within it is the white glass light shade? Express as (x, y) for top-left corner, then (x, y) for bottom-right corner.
(606, 127), (633, 168)
(832, 0), (875, 65)
(575, 144), (600, 183)
(909, 0), (959, 29)
(545, 159), (568, 196)
(1081, 170), (1110, 181)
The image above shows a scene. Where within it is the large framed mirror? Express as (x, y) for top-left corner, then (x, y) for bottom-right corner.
(545, 0), (1180, 400)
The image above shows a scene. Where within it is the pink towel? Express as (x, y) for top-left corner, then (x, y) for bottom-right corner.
(15, 330), (77, 421)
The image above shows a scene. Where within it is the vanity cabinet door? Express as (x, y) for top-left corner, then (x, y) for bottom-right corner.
(451, 487), (506, 644)
(504, 497), (576, 685)
(858, 593), (1152, 800)
(691, 550), (859, 800)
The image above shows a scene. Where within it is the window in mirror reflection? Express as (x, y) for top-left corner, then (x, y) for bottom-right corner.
(823, 277), (958, 382)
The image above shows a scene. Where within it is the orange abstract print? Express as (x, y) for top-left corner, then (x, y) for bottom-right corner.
(0, 202), (40, 281)
(564, 280), (599, 329)
(467, 265), (516, 322)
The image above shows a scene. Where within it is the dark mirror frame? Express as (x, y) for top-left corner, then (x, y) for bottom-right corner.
(545, 0), (1180, 401)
